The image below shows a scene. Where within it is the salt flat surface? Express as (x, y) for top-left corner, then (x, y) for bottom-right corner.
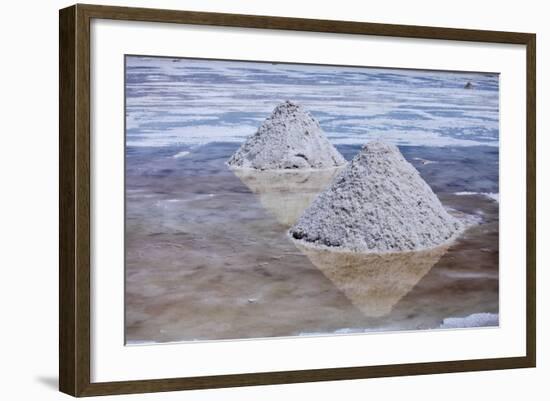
(440, 313), (499, 328)
(125, 57), (499, 148)
(123, 56), (501, 341)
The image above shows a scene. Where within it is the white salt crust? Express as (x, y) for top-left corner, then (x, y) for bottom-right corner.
(440, 313), (499, 328)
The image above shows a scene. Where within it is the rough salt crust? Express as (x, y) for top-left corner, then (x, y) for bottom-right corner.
(440, 313), (499, 328)
(227, 100), (346, 170)
(290, 141), (464, 253)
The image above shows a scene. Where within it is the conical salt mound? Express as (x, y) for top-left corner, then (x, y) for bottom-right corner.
(290, 141), (463, 253)
(227, 101), (346, 170)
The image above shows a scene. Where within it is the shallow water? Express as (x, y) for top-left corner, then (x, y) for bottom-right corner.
(125, 143), (498, 343)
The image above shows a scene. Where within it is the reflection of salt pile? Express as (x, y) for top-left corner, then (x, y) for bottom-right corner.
(232, 168), (343, 227)
(227, 100), (346, 170)
(295, 242), (448, 317)
(290, 141), (463, 252)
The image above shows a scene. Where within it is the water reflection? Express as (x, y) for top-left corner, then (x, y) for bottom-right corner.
(293, 241), (449, 318)
(230, 167), (343, 227)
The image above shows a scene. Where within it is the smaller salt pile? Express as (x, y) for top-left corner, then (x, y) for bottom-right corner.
(290, 141), (464, 252)
(227, 100), (346, 170)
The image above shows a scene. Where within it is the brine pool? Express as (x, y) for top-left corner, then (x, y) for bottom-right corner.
(124, 143), (498, 344)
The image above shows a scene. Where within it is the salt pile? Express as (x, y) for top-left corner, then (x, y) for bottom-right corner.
(290, 141), (464, 252)
(227, 101), (346, 170)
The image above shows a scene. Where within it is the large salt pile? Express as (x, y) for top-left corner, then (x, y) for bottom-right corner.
(290, 141), (463, 252)
(227, 101), (346, 170)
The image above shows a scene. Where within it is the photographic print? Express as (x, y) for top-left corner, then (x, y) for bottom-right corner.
(124, 55), (499, 344)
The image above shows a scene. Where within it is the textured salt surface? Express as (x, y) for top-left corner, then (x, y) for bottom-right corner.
(227, 101), (346, 170)
(455, 191), (499, 203)
(290, 141), (463, 252)
(440, 313), (499, 328)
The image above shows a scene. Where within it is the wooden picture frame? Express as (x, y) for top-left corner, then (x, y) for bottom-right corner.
(59, 3), (536, 397)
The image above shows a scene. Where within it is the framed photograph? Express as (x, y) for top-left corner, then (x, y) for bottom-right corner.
(59, 4), (536, 397)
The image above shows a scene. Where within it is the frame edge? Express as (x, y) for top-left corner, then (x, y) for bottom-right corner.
(525, 33), (536, 368)
(60, 3), (94, 397)
(59, 4), (77, 397)
(75, 3), (534, 43)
